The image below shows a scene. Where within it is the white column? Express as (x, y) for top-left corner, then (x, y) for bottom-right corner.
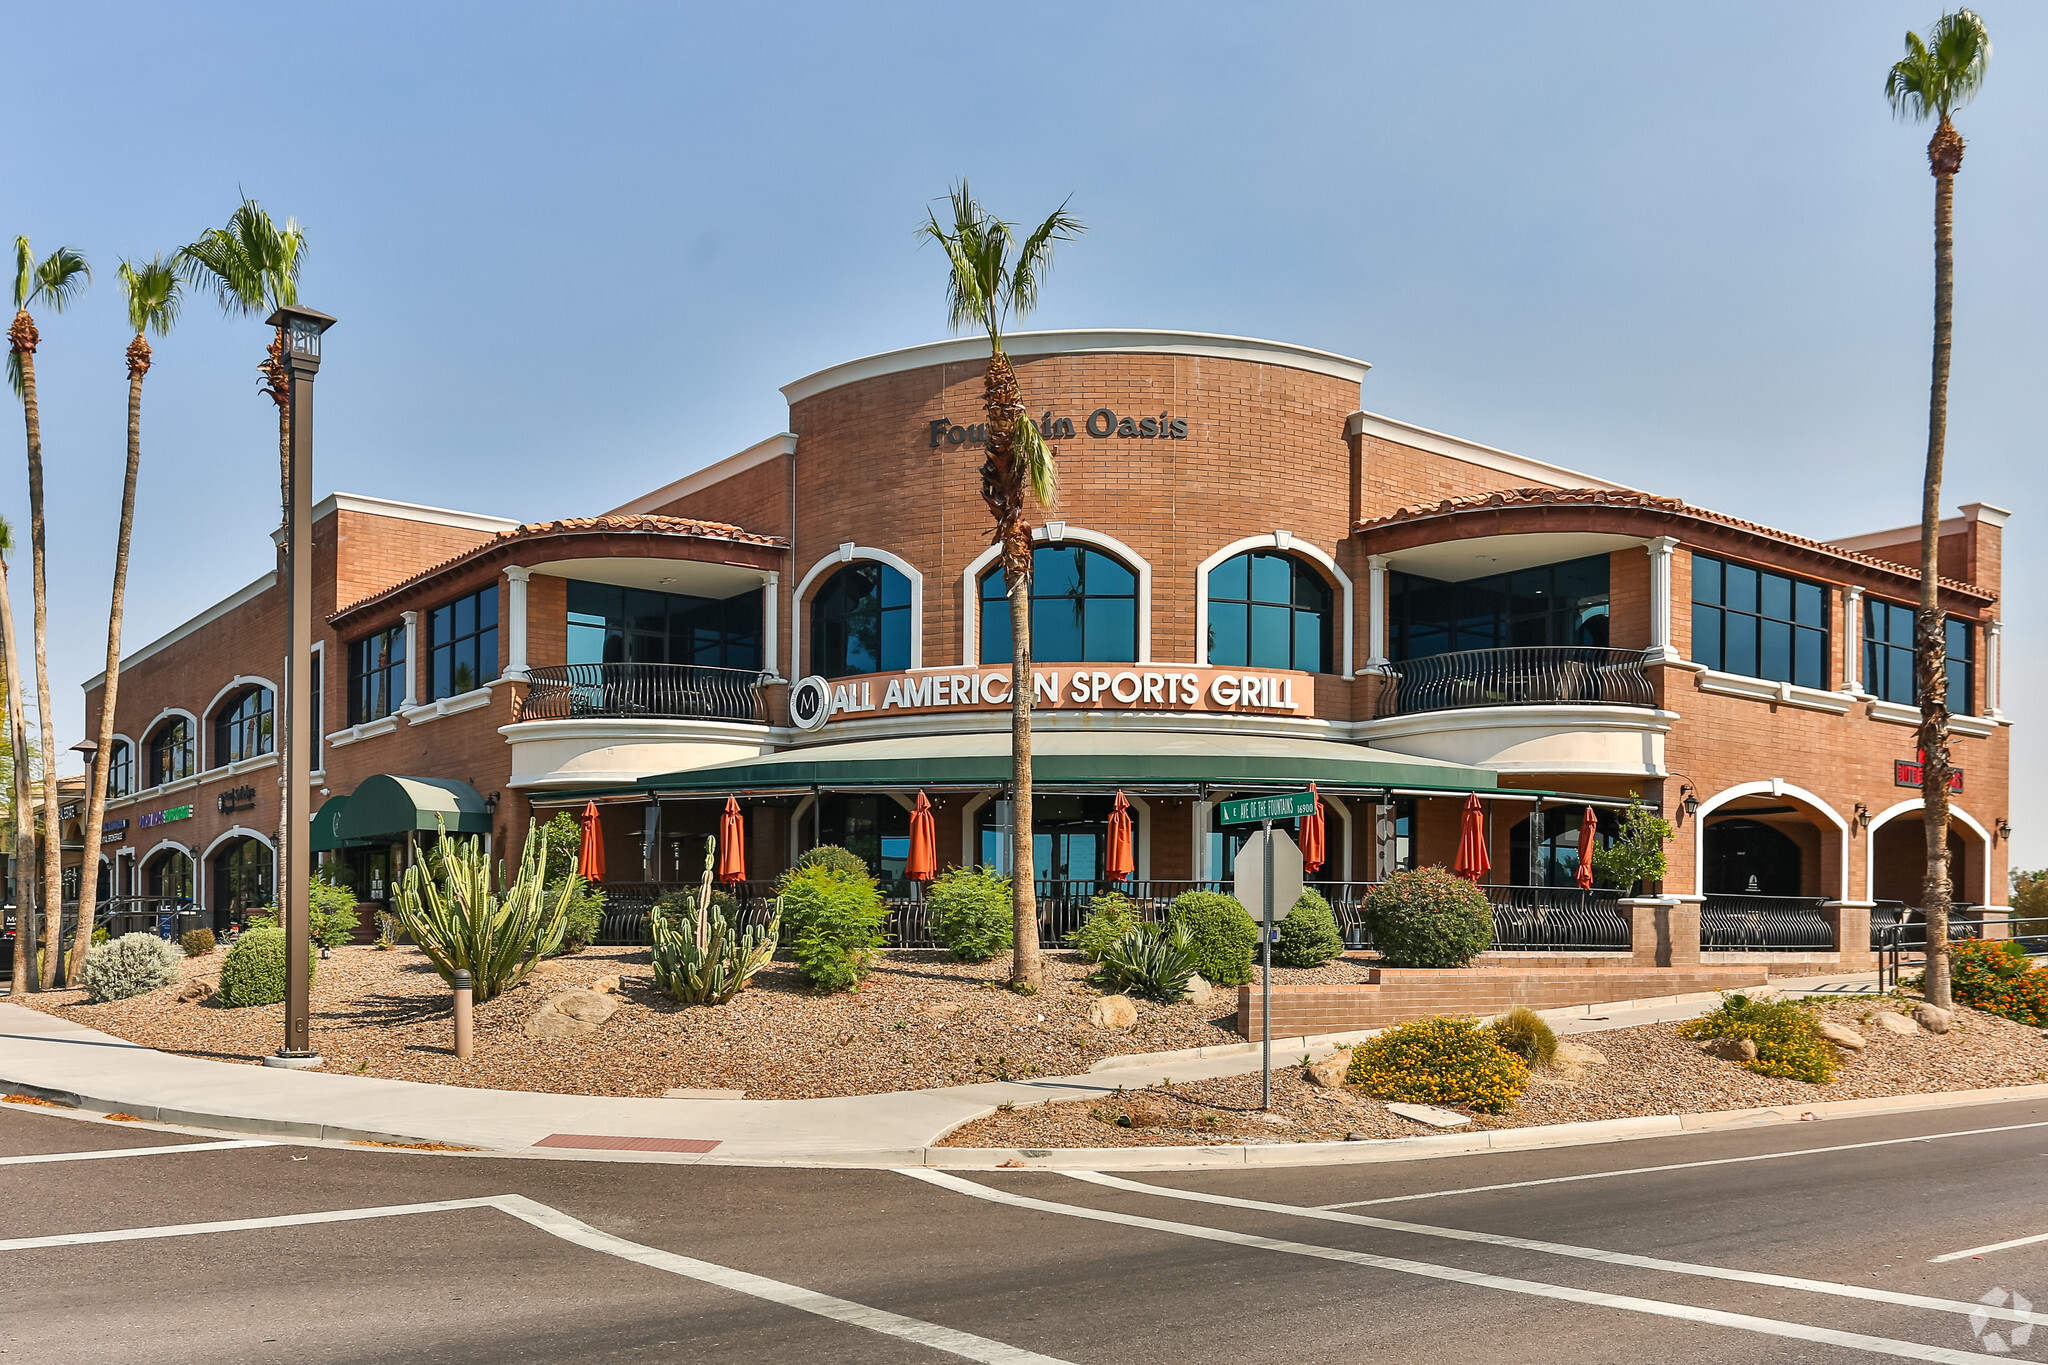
(1645, 537), (1682, 664)
(502, 566), (532, 681)
(399, 610), (421, 709)
(1843, 585), (1864, 695)
(1365, 554), (1391, 672)
(1986, 618), (2003, 718)
(762, 571), (781, 679)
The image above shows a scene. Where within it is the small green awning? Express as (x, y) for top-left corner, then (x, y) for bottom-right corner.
(309, 793), (354, 852)
(336, 775), (492, 841)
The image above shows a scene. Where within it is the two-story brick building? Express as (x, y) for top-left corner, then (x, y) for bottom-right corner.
(84, 329), (2010, 969)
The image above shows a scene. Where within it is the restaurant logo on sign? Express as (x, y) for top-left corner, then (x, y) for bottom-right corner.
(816, 665), (1311, 723)
(1894, 751), (1963, 792)
(139, 804), (193, 829)
(218, 784), (257, 814)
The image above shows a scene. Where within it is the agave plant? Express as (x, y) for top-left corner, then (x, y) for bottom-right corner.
(394, 817), (571, 1003)
(652, 837), (778, 1006)
(1095, 923), (1199, 1003)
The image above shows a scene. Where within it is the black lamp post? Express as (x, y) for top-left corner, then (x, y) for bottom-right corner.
(264, 304), (335, 1068)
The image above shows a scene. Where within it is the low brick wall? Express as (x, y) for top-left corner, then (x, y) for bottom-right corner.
(1234, 965), (1770, 1039)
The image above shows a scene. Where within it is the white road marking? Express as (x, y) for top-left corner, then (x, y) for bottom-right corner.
(0, 1193), (1070, 1365)
(1319, 1118), (2048, 1210)
(901, 1169), (2011, 1365)
(0, 1140), (275, 1167)
(1932, 1231), (2048, 1263)
(1067, 1170), (2048, 1329)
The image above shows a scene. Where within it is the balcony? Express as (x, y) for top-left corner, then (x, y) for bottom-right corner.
(1375, 646), (1654, 719)
(518, 663), (768, 724)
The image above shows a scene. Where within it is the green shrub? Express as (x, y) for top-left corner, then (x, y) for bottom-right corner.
(1676, 994), (1837, 1083)
(1095, 924), (1200, 1002)
(1066, 891), (1147, 962)
(394, 819), (571, 1004)
(778, 863), (888, 991)
(1167, 890), (1259, 986)
(1347, 1015), (1529, 1113)
(1589, 794), (1673, 893)
(927, 867), (1013, 963)
(218, 926), (318, 1008)
(1485, 1005), (1558, 1067)
(91, 925), (111, 946)
(657, 885), (737, 925)
(1360, 867), (1494, 968)
(1926, 939), (2048, 1026)
(552, 880), (607, 954)
(256, 878), (363, 949)
(786, 844), (870, 881)
(179, 928), (217, 957)
(82, 932), (182, 1003)
(1274, 887), (1344, 968)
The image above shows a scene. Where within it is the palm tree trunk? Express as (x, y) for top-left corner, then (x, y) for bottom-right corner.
(0, 557), (33, 992)
(70, 339), (150, 980)
(1917, 132), (1958, 1012)
(11, 323), (66, 988)
(983, 351), (1041, 992)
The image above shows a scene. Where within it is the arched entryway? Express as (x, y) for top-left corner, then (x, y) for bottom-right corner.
(143, 846), (195, 910)
(1693, 782), (1846, 951)
(1867, 799), (1991, 912)
(1703, 819), (1804, 896)
(209, 835), (274, 933)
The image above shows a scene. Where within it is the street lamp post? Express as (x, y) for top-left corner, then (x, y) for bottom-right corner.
(263, 304), (334, 1069)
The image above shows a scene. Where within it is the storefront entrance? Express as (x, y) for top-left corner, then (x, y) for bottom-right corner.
(978, 794), (1116, 882)
(210, 837), (274, 932)
(1703, 818), (1803, 896)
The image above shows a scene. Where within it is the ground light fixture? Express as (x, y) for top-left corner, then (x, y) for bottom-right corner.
(263, 303), (336, 1070)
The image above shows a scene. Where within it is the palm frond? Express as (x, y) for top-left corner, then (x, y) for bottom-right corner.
(5, 350), (20, 401)
(1010, 198), (1084, 321)
(178, 197), (306, 314)
(11, 239), (90, 314)
(118, 255), (183, 337)
(11, 237), (29, 312)
(178, 227), (263, 315)
(1887, 10), (1991, 121)
(0, 512), (12, 556)
(1014, 414), (1058, 509)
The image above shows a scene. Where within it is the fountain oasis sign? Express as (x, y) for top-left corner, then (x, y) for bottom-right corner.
(790, 664), (1316, 730)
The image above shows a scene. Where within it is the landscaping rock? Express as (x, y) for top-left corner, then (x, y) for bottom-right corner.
(1916, 1004), (1953, 1035)
(1553, 1040), (1608, 1069)
(589, 974), (622, 996)
(1123, 1095), (1173, 1127)
(1088, 995), (1139, 1031)
(1816, 1020), (1868, 1051)
(1699, 1036), (1759, 1063)
(175, 978), (216, 1005)
(1875, 1011), (1919, 1036)
(1180, 975), (1212, 1006)
(1305, 1051), (1353, 1088)
(1386, 1102), (1473, 1129)
(525, 989), (620, 1040)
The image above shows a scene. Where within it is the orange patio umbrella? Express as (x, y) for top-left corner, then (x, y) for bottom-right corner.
(1299, 783), (1326, 875)
(907, 791), (938, 883)
(576, 801), (606, 884)
(717, 796), (748, 883)
(1451, 793), (1490, 883)
(1106, 790), (1135, 882)
(1575, 805), (1599, 890)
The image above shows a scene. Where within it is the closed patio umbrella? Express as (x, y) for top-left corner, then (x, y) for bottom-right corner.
(717, 796), (748, 883)
(1452, 793), (1490, 883)
(1106, 791), (1135, 882)
(577, 801), (606, 884)
(907, 791), (937, 883)
(1300, 783), (1326, 875)
(1575, 805), (1599, 890)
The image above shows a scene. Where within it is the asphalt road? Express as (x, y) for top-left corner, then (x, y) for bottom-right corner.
(7, 1099), (2048, 1363)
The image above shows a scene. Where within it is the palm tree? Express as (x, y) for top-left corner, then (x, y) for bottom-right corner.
(67, 258), (180, 984)
(921, 182), (1082, 992)
(1886, 10), (1991, 1012)
(0, 515), (37, 991)
(10, 237), (89, 987)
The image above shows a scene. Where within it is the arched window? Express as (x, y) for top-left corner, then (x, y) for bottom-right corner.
(980, 546), (1137, 664)
(213, 688), (275, 767)
(147, 718), (194, 787)
(810, 563), (911, 678)
(1207, 551), (1333, 672)
(211, 837), (275, 932)
(106, 739), (134, 798)
(144, 847), (194, 905)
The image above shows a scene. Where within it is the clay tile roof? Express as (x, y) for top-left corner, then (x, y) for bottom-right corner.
(1354, 487), (1994, 599)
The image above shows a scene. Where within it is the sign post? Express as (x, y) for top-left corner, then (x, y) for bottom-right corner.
(1223, 793), (1313, 1110)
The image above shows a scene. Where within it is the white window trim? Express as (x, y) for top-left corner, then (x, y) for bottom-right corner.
(1863, 798), (1994, 907)
(1693, 670), (1854, 715)
(203, 825), (275, 860)
(960, 525), (1154, 666)
(403, 684), (499, 726)
(1193, 532), (1354, 680)
(202, 675), (280, 770)
(1690, 779), (1848, 903)
(325, 716), (401, 750)
(104, 732), (137, 801)
(793, 545), (925, 679)
(141, 707), (200, 785)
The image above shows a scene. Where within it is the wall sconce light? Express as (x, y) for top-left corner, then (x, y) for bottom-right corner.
(1855, 802), (1872, 830)
(483, 791), (500, 817)
(1997, 818), (2013, 841)
(1680, 785), (1700, 818)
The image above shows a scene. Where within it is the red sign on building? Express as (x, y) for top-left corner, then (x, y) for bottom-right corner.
(1894, 750), (1964, 792)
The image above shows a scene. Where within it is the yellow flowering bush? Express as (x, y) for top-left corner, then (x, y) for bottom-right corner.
(1347, 1014), (1530, 1114)
(1676, 993), (1837, 1084)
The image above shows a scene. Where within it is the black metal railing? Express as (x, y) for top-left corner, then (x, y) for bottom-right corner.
(1482, 885), (1632, 951)
(1872, 904), (2021, 987)
(1701, 894), (1835, 951)
(1376, 646), (1655, 718)
(517, 663), (769, 723)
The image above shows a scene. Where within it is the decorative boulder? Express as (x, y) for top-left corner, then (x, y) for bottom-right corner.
(1088, 995), (1139, 1031)
(526, 989), (620, 1040)
(1700, 1036), (1759, 1063)
(1915, 1004), (1953, 1035)
(1180, 974), (1213, 1007)
(1122, 1095), (1174, 1127)
(175, 978), (216, 1005)
(1305, 1051), (1353, 1089)
(1875, 1011), (1918, 1036)
(1816, 1020), (1867, 1051)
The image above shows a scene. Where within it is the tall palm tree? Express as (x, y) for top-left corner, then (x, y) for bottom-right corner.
(67, 258), (180, 984)
(1886, 9), (1991, 1012)
(10, 237), (89, 986)
(0, 515), (36, 991)
(921, 182), (1082, 992)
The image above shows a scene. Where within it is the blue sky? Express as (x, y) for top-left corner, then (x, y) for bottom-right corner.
(3, 2), (2042, 861)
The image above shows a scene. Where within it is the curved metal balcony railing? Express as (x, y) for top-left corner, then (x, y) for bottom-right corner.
(1701, 894), (1836, 951)
(518, 663), (769, 724)
(1375, 646), (1655, 718)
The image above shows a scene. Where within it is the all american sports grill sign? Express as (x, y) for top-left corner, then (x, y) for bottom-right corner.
(789, 665), (1313, 731)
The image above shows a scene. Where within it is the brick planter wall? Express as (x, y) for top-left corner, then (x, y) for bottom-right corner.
(1234, 964), (1769, 1039)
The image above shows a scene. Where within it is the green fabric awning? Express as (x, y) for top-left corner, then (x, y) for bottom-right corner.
(336, 775), (492, 841)
(636, 731), (1500, 795)
(309, 793), (354, 852)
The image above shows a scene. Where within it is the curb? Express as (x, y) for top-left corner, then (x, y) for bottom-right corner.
(0, 1079), (458, 1149)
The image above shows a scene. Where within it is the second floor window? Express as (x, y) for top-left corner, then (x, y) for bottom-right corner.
(1691, 554), (1826, 690)
(1208, 550), (1333, 673)
(980, 545), (1138, 665)
(1864, 599), (1974, 713)
(811, 563), (911, 678)
(148, 718), (194, 787)
(566, 580), (762, 671)
(1389, 554), (1610, 661)
(427, 585), (499, 700)
(348, 626), (407, 724)
(106, 739), (134, 798)
(213, 687), (275, 766)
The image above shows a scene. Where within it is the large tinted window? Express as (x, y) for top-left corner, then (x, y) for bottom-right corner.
(348, 626), (406, 724)
(148, 718), (194, 787)
(426, 585), (499, 700)
(1863, 599), (1973, 713)
(1389, 553), (1610, 661)
(213, 687), (275, 766)
(810, 563), (911, 678)
(1208, 551), (1332, 672)
(567, 580), (762, 670)
(1691, 554), (1826, 689)
(107, 739), (134, 798)
(980, 546), (1138, 664)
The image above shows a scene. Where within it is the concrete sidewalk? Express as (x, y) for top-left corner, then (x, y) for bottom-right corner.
(0, 973), (1877, 1164)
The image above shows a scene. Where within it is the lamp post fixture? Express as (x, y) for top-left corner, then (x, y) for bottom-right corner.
(263, 304), (335, 1069)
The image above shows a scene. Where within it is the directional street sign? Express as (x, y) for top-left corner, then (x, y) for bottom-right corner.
(1218, 791), (1317, 825)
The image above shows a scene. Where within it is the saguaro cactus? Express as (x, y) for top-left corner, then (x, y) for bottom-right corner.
(395, 818), (570, 1003)
(652, 837), (778, 1005)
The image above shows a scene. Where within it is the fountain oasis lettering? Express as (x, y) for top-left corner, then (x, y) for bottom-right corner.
(927, 408), (1190, 449)
(821, 664), (1313, 722)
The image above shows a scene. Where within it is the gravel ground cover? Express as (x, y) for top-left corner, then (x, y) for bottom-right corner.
(936, 998), (2048, 1147)
(6, 943), (1345, 1099)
